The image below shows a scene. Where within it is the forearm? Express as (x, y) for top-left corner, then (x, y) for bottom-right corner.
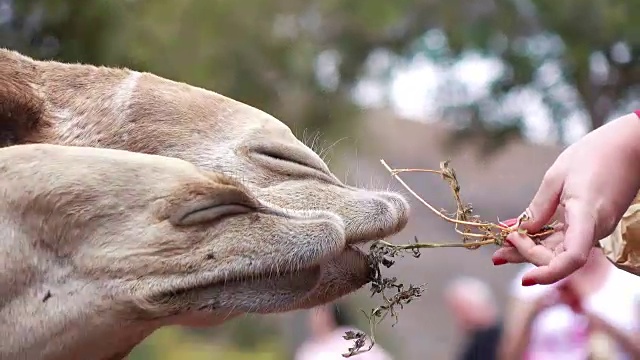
(599, 112), (640, 272)
(626, 111), (640, 163)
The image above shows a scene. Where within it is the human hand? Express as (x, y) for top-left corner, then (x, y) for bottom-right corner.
(492, 112), (640, 286)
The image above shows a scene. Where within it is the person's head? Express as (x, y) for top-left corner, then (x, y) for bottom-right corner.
(444, 276), (498, 332)
(307, 303), (352, 337)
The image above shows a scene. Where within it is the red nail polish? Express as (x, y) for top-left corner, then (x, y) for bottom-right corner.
(501, 218), (518, 228)
(493, 257), (507, 266)
(522, 278), (537, 286)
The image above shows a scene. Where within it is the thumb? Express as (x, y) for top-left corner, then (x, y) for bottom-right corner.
(521, 170), (563, 233)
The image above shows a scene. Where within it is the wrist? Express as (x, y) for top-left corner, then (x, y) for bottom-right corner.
(627, 111), (640, 161)
(611, 112), (640, 183)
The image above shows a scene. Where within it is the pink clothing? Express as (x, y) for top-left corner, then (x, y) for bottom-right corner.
(511, 264), (640, 360)
(294, 327), (393, 360)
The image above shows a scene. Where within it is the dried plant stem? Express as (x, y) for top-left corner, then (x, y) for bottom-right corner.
(382, 160), (484, 230)
(376, 239), (496, 249)
(342, 159), (558, 358)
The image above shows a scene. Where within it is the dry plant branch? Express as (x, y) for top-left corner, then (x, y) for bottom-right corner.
(342, 159), (558, 357)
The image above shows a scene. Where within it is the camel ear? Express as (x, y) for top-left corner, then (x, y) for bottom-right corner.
(0, 55), (49, 147)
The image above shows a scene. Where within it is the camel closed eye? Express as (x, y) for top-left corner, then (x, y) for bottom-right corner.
(250, 144), (334, 182)
(259, 148), (316, 168)
(169, 200), (254, 226)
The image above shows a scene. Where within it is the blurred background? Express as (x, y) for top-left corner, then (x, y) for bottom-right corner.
(2, 0), (639, 359)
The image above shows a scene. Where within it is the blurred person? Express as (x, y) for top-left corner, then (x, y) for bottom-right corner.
(444, 276), (502, 360)
(492, 110), (640, 285)
(499, 248), (640, 360)
(294, 303), (392, 360)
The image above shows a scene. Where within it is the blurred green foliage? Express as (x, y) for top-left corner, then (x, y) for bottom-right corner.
(4, 0), (639, 150)
(429, 0), (640, 152)
(128, 323), (287, 360)
(2, 0), (640, 357)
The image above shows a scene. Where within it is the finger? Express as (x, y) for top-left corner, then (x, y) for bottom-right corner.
(536, 231), (564, 249)
(521, 170), (564, 233)
(492, 247), (526, 264)
(523, 249), (585, 285)
(493, 229), (565, 265)
(506, 232), (555, 266)
(563, 199), (596, 263)
(523, 204), (594, 284)
(525, 200), (596, 285)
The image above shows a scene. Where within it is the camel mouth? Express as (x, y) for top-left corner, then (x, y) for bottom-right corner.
(183, 242), (375, 317)
(194, 245), (371, 299)
(218, 245), (372, 286)
(182, 192), (409, 315)
(228, 194), (406, 288)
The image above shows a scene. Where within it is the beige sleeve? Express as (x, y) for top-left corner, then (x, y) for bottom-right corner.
(599, 192), (640, 276)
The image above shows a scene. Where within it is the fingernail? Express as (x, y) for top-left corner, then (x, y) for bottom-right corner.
(522, 278), (537, 286)
(505, 239), (514, 247)
(500, 218), (518, 228)
(493, 257), (507, 266)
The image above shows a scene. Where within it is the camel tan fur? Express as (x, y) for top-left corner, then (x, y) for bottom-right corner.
(0, 49), (410, 359)
(0, 143), (387, 360)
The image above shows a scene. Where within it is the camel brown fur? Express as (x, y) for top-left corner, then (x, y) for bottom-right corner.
(0, 49), (410, 360)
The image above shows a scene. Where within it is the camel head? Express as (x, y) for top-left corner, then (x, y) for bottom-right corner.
(0, 48), (410, 359)
(0, 144), (393, 359)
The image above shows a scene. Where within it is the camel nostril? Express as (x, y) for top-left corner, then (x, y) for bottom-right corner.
(377, 192), (410, 229)
(380, 192), (409, 210)
(342, 194), (409, 244)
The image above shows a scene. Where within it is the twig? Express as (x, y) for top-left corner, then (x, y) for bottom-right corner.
(381, 160), (483, 229)
(342, 159), (558, 357)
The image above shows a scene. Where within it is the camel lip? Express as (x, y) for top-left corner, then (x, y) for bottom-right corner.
(215, 243), (373, 286)
(188, 241), (378, 310)
(348, 242), (372, 255)
(353, 240), (385, 261)
(348, 235), (385, 246)
(191, 245), (374, 315)
(344, 221), (400, 245)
